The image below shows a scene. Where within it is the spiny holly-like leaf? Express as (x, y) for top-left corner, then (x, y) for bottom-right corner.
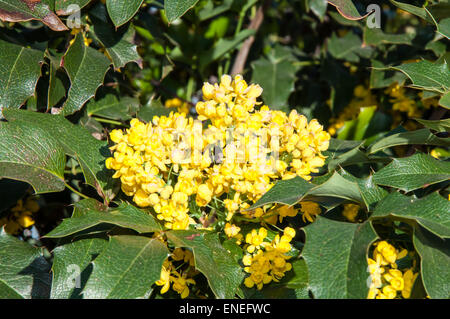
(165, 0), (199, 23)
(372, 192), (450, 239)
(367, 128), (450, 154)
(390, 60), (450, 93)
(0, 40), (44, 118)
(0, 228), (52, 299)
(0, 121), (66, 194)
(0, 0), (68, 31)
(54, 0), (92, 15)
(249, 176), (314, 209)
(251, 45), (299, 110)
(250, 170), (366, 210)
(413, 226), (450, 299)
(61, 33), (111, 116)
(106, 0), (143, 27)
(82, 235), (169, 298)
(327, 0), (373, 20)
(372, 153), (450, 192)
(45, 201), (162, 238)
(90, 3), (141, 69)
(51, 237), (108, 299)
(414, 118), (450, 133)
(302, 217), (378, 298)
(2, 109), (116, 202)
(86, 93), (140, 121)
(166, 230), (245, 299)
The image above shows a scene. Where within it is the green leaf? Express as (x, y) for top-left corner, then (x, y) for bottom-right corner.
(372, 153), (450, 192)
(165, 0), (199, 23)
(390, 60), (450, 93)
(90, 3), (141, 69)
(0, 121), (66, 194)
(370, 59), (406, 89)
(328, 32), (365, 63)
(389, 0), (433, 23)
(367, 128), (450, 154)
(166, 230), (244, 299)
(2, 109), (116, 202)
(363, 27), (415, 46)
(251, 45), (299, 110)
(199, 29), (254, 70)
(436, 17), (450, 39)
(106, 0), (143, 27)
(54, 0), (92, 15)
(285, 258), (309, 298)
(372, 192), (450, 239)
(47, 56), (67, 110)
(327, 0), (373, 20)
(310, 0), (328, 21)
(61, 33), (111, 116)
(337, 106), (377, 140)
(302, 217), (378, 298)
(86, 93), (139, 121)
(439, 91), (450, 109)
(0, 0), (67, 31)
(414, 118), (450, 133)
(82, 235), (169, 298)
(413, 226), (450, 299)
(50, 237), (108, 298)
(250, 170), (366, 210)
(249, 176), (314, 209)
(45, 201), (162, 238)
(0, 229), (51, 298)
(0, 40), (44, 117)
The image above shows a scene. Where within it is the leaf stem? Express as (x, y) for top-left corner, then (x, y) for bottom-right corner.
(64, 182), (90, 200)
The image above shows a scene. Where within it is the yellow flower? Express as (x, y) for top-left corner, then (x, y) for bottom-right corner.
(342, 204), (359, 222)
(172, 272), (195, 299)
(155, 260), (172, 294)
(299, 201), (321, 223)
(402, 269), (418, 299)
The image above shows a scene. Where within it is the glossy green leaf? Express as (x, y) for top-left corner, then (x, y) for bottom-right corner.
(310, 0), (328, 21)
(251, 45), (299, 110)
(370, 59), (406, 89)
(0, 229), (51, 299)
(367, 128), (450, 154)
(61, 34), (111, 116)
(372, 192), (450, 239)
(82, 235), (169, 298)
(165, 0), (199, 23)
(363, 27), (415, 46)
(86, 93), (139, 121)
(413, 226), (450, 299)
(2, 109), (116, 202)
(327, 0), (372, 20)
(390, 60), (450, 93)
(439, 91), (450, 109)
(249, 176), (314, 209)
(0, 121), (66, 194)
(302, 217), (378, 298)
(414, 118), (450, 133)
(373, 153), (450, 192)
(106, 0), (143, 27)
(0, 40), (43, 117)
(328, 32), (364, 63)
(90, 3), (141, 69)
(51, 237), (108, 298)
(337, 106), (377, 140)
(45, 201), (161, 238)
(166, 230), (244, 299)
(0, 0), (67, 31)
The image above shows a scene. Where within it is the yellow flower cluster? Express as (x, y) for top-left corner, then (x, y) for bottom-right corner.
(156, 248), (197, 299)
(242, 227), (296, 290)
(385, 83), (421, 118)
(0, 197), (38, 235)
(367, 241), (418, 299)
(105, 74), (330, 229)
(165, 98), (190, 115)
